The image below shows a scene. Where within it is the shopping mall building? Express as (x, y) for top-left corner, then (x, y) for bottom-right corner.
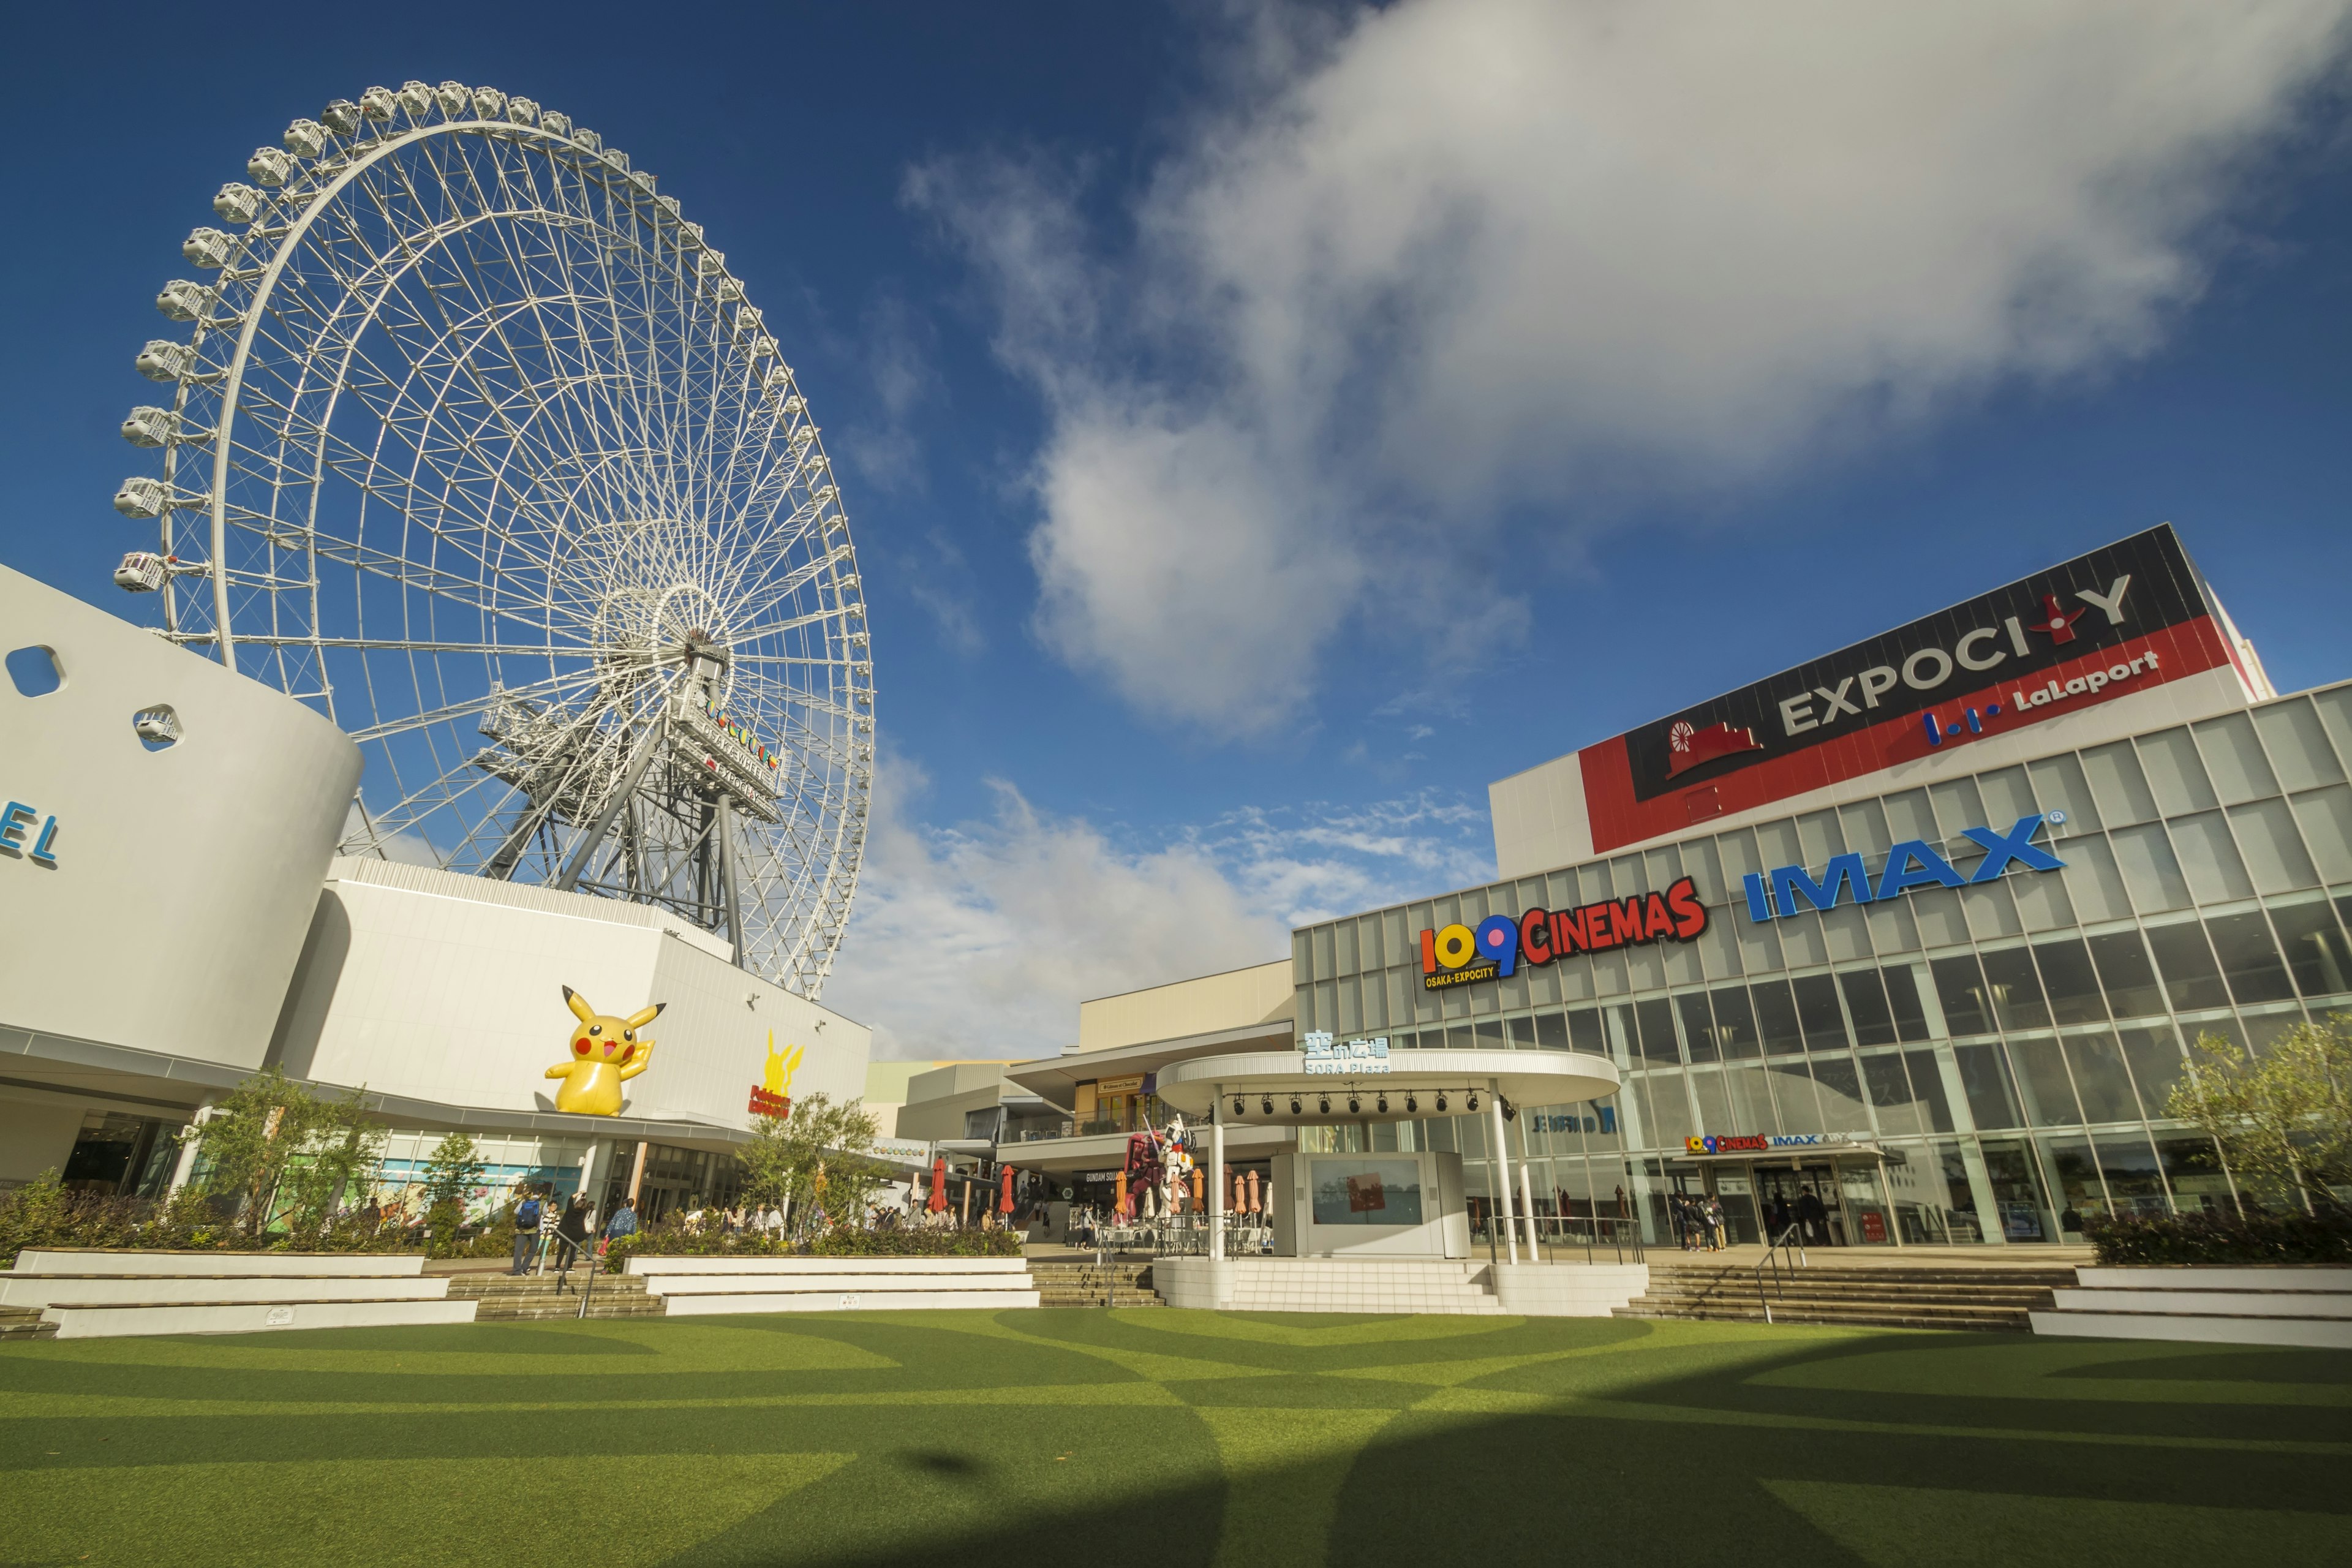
(984, 525), (2352, 1248)
(0, 564), (872, 1222)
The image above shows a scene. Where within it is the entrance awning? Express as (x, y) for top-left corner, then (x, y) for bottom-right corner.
(1152, 1047), (1619, 1125)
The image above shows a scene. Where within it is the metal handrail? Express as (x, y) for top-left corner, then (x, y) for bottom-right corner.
(1754, 1223), (1807, 1322)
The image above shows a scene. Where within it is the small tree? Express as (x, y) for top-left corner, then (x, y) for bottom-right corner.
(179, 1066), (375, 1235)
(421, 1133), (486, 1216)
(738, 1092), (881, 1224)
(2167, 1017), (2352, 1213)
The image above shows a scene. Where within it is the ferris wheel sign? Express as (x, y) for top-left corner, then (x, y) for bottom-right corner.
(106, 82), (873, 998)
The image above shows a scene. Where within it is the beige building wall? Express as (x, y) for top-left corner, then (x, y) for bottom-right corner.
(1074, 960), (1294, 1054)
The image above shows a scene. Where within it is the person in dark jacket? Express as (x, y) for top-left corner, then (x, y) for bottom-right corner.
(553, 1193), (593, 1276)
(606, 1197), (638, 1241)
(1798, 1185), (1830, 1245)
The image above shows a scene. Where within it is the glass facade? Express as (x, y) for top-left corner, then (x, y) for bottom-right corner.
(1291, 683), (2352, 1245)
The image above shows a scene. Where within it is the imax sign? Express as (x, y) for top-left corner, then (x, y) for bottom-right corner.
(1741, 813), (2064, 922)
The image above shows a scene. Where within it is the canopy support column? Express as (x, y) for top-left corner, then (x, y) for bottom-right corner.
(1490, 1078), (1518, 1265)
(1209, 1087), (1226, 1263)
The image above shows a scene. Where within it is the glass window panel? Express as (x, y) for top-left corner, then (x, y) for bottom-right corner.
(1904, 1048), (1956, 1132)
(1929, 954), (1993, 1036)
(1882, 965), (1932, 1041)
(2110, 822), (2193, 911)
(1809, 1056), (1868, 1128)
(1334, 920), (1359, 974)
(1882, 788), (1939, 843)
(2136, 728), (2220, 816)
(2082, 740), (2160, 826)
(1960, 879), (2025, 940)
(1752, 980), (1804, 1055)
(2293, 786), (2352, 883)
(2192, 712), (2278, 805)
(2315, 685), (2352, 768)
(1689, 1069), (1734, 1137)
(1634, 998), (1680, 1065)
(2087, 931), (2166, 1018)
(1796, 809), (1848, 863)
(1312, 926), (1336, 981)
(1864, 894), (1922, 956)
(1676, 993), (1719, 1063)
(1475, 1019), (1508, 1049)
(1767, 1060), (1823, 1129)
(1862, 1054), (1923, 1137)
(1708, 986), (1762, 1058)
(2271, 902), (2352, 998)
(1928, 777), (1988, 841)
(1838, 971), (1898, 1046)
(2063, 1032), (2139, 1123)
(1447, 1025), (1477, 1049)
(2153, 1133), (2236, 1217)
(1954, 1042), (2023, 1129)
(1535, 1012), (1570, 1050)
(2008, 856), (2078, 931)
(2090, 1127), (2169, 1216)
(1908, 885), (1972, 948)
(2205, 913), (2297, 1005)
(1976, 766), (2037, 826)
(2168, 812), (2255, 903)
(1978, 946), (2052, 1030)
(1638, 1075), (1694, 1147)
(2042, 1134), (2108, 1226)
(2253, 699), (2345, 793)
(1839, 799), (1891, 861)
(2026, 753), (2103, 832)
(2242, 1006), (2306, 1055)
(2226, 798), (2318, 894)
(1567, 1008), (1605, 1055)
(2144, 921), (2231, 1011)
(1507, 1016), (1539, 1047)
(2031, 938), (2109, 1025)
(2118, 1025), (2187, 1120)
(2057, 834), (2135, 924)
(1725, 1064), (1776, 1133)
(1792, 974), (1849, 1052)
(2005, 1036), (2082, 1126)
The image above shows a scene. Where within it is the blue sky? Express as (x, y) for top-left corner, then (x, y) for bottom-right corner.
(7, 3), (2352, 1059)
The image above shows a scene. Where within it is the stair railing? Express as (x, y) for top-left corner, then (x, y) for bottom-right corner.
(1754, 1223), (1806, 1323)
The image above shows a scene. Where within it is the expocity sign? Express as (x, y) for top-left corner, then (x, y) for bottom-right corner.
(1572, 525), (2250, 853)
(1741, 812), (2065, 922)
(1420, 879), (1709, 992)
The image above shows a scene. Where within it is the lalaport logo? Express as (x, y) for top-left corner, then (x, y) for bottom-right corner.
(1421, 880), (1709, 991)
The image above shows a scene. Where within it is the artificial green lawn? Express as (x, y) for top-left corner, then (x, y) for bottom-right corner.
(1, 1309), (2346, 1566)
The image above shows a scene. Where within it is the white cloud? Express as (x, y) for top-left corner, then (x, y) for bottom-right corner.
(821, 754), (1493, 1060)
(916, 0), (2351, 731)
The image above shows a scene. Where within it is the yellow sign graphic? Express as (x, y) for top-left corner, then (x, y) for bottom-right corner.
(764, 1033), (804, 1096)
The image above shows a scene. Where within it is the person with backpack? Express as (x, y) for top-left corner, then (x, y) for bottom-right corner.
(509, 1186), (545, 1276)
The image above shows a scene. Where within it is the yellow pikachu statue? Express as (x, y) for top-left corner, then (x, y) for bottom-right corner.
(545, 987), (664, 1115)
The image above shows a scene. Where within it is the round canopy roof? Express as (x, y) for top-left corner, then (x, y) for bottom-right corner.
(1152, 1049), (1620, 1126)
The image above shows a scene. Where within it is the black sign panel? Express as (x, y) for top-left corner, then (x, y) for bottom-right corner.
(1621, 526), (2214, 802)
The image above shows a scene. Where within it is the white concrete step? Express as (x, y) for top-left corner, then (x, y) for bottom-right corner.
(2076, 1266), (2352, 1293)
(643, 1272), (1028, 1297)
(2050, 1287), (2352, 1319)
(661, 1288), (1041, 1316)
(42, 1298), (477, 1339)
(15, 1250), (426, 1278)
(0, 1275), (450, 1310)
(2029, 1310), (2352, 1350)
(627, 1256), (1028, 1277)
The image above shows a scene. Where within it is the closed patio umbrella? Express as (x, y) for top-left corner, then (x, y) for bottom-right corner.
(927, 1157), (948, 1214)
(1000, 1165), (1016, 1215)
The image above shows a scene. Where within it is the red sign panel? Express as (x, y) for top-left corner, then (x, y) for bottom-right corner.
(1573, 526), (2240, 854)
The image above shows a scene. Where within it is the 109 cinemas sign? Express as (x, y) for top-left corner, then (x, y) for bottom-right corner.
(1420, 879), (1709, 991)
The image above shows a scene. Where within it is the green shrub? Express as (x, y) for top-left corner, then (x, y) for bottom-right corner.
(812, 1226), (1023, 1258)
(2084, 1207), (2352, 1266)
(0, 1171), (417, 1267)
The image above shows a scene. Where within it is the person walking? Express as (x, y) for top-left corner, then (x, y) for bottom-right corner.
(1705, 1196), (1727, 1253)
(509, 1186), (545, 1276)
(606, 1196), (639, 1247)
(552, 1193), (592, 1276)
(1798, 1185), (1829, 1246)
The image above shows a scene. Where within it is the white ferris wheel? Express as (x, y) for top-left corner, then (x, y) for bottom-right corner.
(110, 80), (873, 998)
